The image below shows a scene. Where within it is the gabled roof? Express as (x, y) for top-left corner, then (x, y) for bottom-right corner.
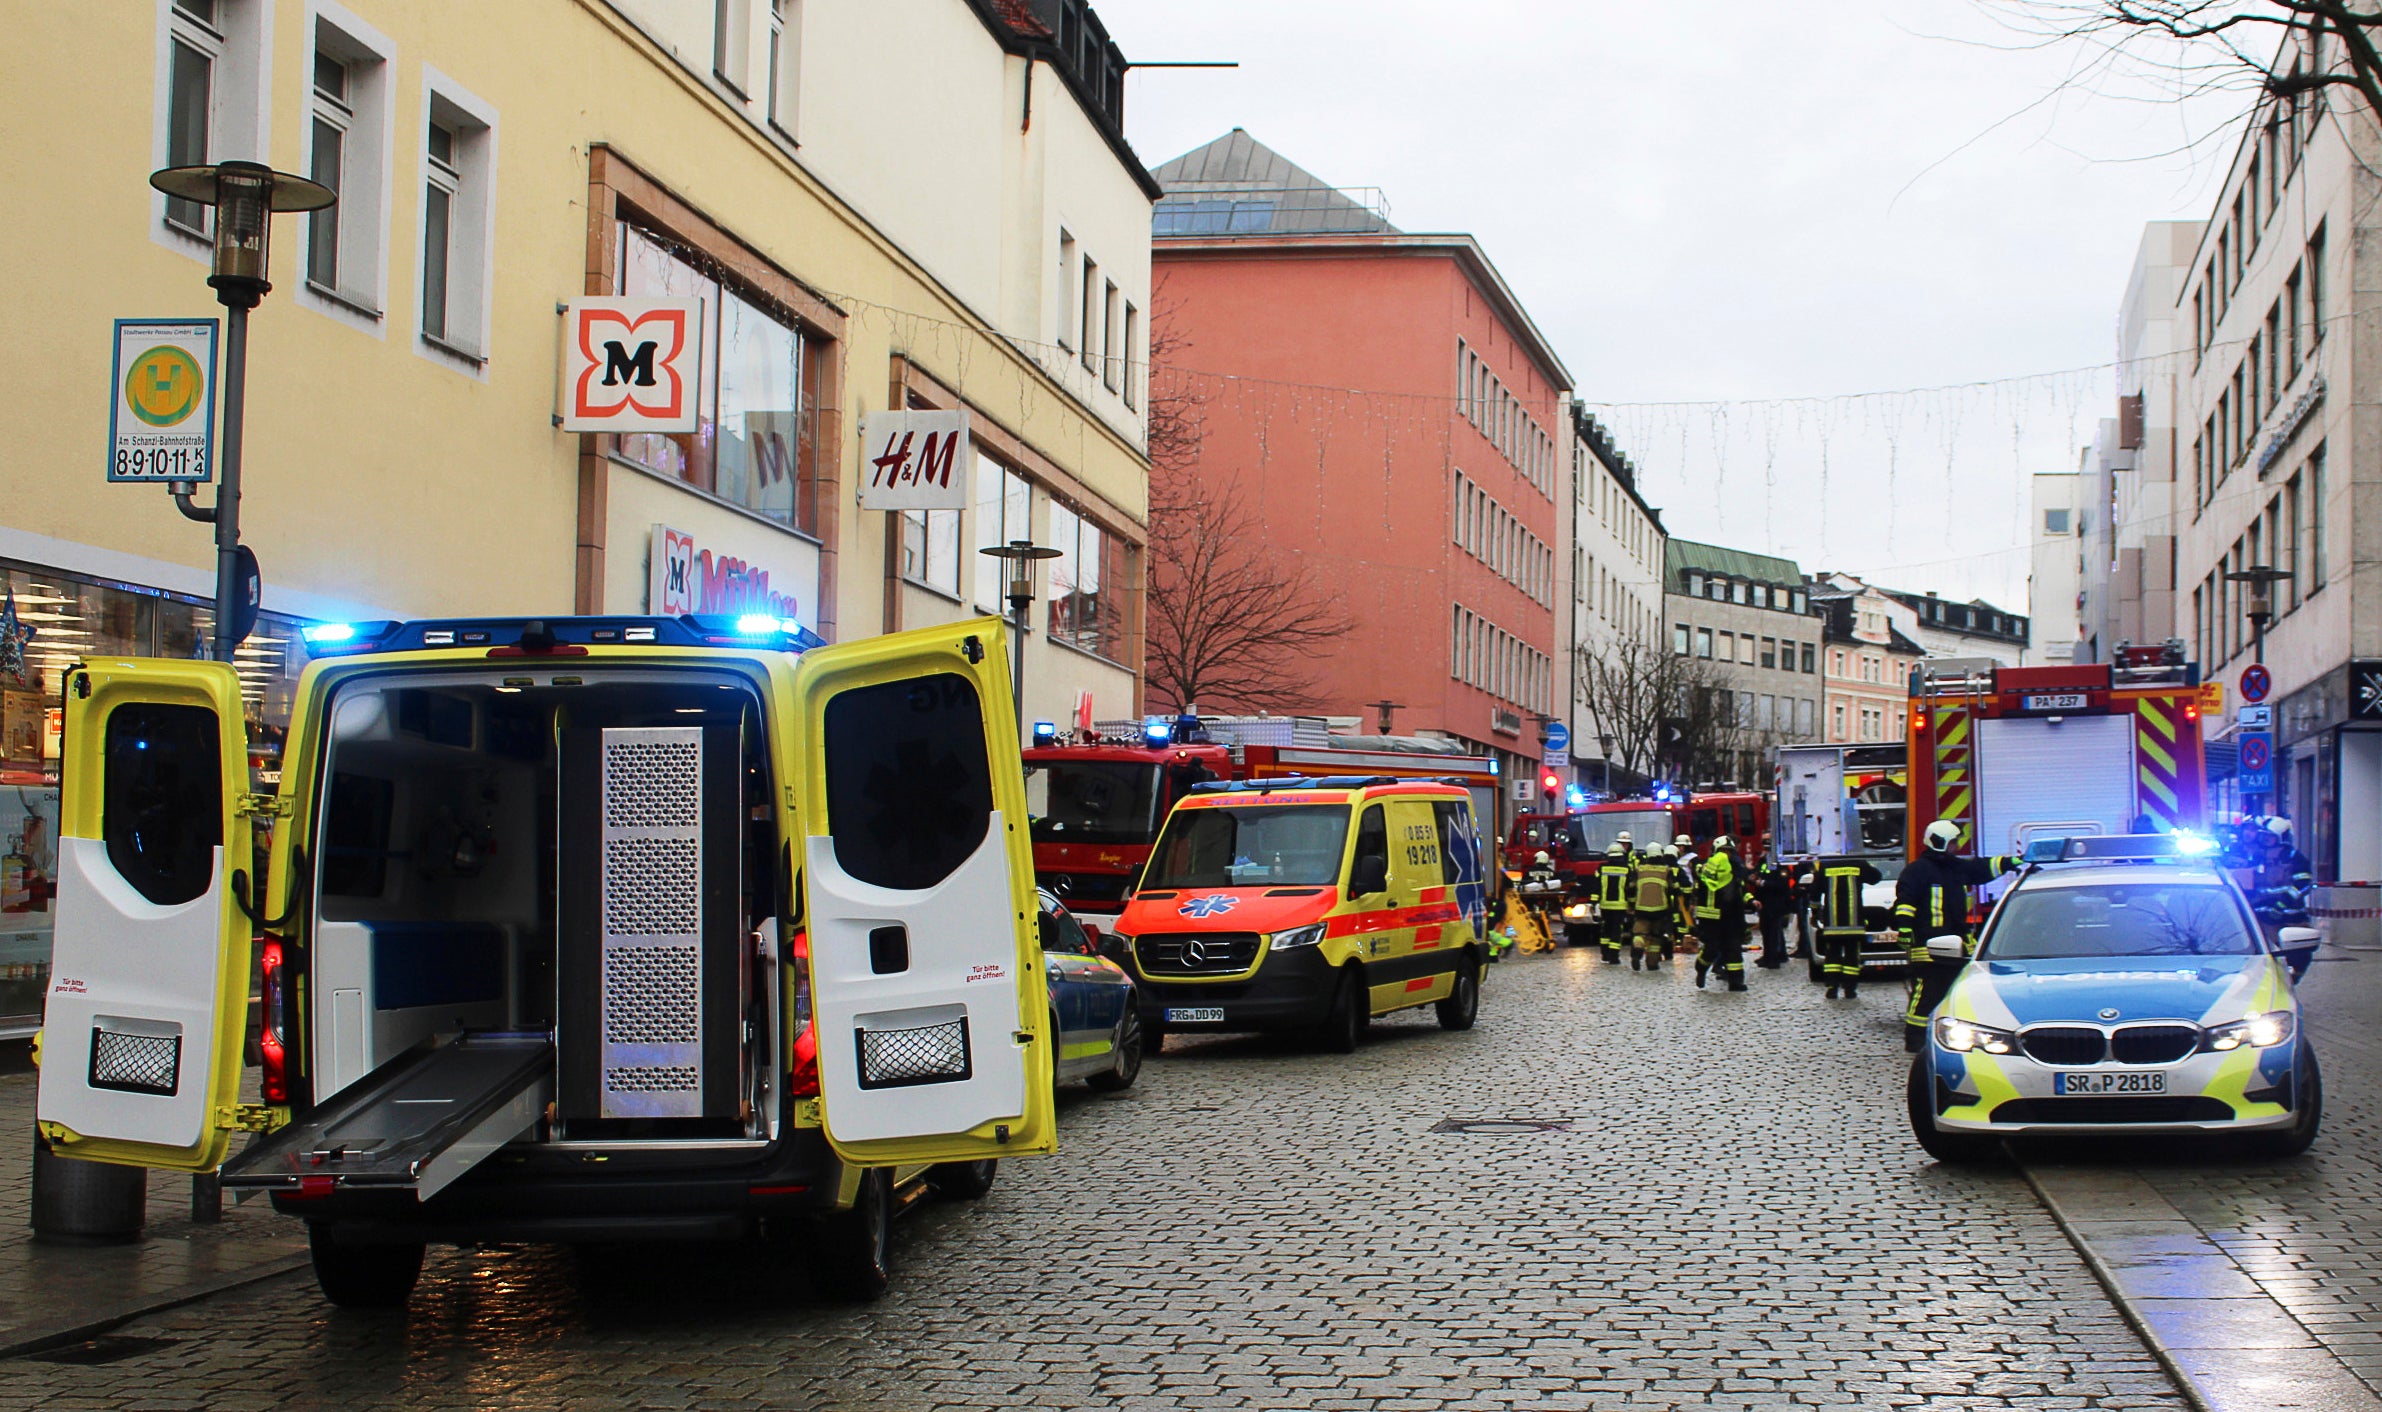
(1152, 130), (1398, 236)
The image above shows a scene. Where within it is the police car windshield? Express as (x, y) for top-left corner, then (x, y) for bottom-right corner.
(1984, 882), (2258, 960)
(1027, 760), (1162, 845)
(1143, 805), (1350, 889)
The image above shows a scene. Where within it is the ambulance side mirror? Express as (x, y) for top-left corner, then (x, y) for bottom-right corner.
(1925, 934), (1968, 964)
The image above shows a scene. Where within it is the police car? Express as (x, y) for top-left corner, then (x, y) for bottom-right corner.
(1909, 834), (2322, 1163)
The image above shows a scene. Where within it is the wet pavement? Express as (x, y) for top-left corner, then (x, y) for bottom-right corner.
(0, 944), (2195, 1410)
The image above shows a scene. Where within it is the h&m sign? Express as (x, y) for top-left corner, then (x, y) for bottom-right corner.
(561, 298), (702, 433)
(857, 410), (971, 512)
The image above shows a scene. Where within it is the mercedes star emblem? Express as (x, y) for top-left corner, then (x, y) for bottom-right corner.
(1184, 939), (1209, 967)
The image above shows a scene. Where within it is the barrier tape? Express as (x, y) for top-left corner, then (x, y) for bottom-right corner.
(2312, 882), (2379, 920)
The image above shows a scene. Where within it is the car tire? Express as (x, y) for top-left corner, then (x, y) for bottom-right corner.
(1086, 1008), (1143, 1092)
(809, 1167), (893, 1303)
(308, 1226), (425, 1309)
(1435, 957), (1480, 1031)
(929, 1158), (998, 1200)
(1906, 1058), (2003, 1166)
(1807, 949), (1826, 984)
(1322, 967), (1366, 1054)
(2251, 1047), (2323, 1158)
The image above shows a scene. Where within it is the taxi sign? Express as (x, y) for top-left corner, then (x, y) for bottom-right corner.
(107, 318), (218, 482)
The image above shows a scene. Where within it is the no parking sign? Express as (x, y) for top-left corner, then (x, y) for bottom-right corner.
(2238, 731), (2273, 794)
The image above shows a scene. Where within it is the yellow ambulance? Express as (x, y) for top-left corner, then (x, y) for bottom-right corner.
(34, 614), (1053, 1306)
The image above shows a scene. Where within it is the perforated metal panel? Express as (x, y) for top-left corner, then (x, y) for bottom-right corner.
(599, 728), (703, 1118)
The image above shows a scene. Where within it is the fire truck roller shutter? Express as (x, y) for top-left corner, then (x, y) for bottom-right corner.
(1974, 715), (2138, 856)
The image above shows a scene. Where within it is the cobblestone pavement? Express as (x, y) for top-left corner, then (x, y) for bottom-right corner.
(2027, 939), (2382, 1404)
(0, 947), (2186, 1410)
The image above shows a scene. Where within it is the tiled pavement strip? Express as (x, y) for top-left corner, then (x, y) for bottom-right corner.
(2018, 934), (2382, 1412)
(0, 941), (2194, 1411)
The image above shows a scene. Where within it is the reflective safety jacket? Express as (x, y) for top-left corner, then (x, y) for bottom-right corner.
(1811, 857), (1882, 932)
(1892, 851), (2018, 952)
(1695, 850), (1745, 922)
(1632, 865), (1672, 914)
(1597, 858), (1634, 910)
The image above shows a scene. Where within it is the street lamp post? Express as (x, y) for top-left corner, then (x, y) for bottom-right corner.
(978, 539), (1061, 725)
(146, 160), (334, 662)
(2222, 564), (2295, 817)
(1597, 733), (1615, 800)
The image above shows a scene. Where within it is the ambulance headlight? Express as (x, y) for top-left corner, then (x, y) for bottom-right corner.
(2204, 1010), (2295, 1051)
(1563, 903), (1593, 921)
(1934, 1017), (2016, 1055)
(1269, 923), (1326, 951)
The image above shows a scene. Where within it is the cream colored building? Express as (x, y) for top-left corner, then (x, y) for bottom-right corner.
(0, 0), (1154, 1031)
(1561, 406), (1665, 794)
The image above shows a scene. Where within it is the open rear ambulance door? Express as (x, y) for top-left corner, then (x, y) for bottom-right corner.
(36, 660), (255, 1173)
(791, 619), (1055, 1167)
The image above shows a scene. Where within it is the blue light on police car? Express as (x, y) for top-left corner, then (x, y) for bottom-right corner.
(301, 623), (357, 645)
(2173, 831), (2218, 857)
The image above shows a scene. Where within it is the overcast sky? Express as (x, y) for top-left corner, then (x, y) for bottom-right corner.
(1101, 0), (2248, 611)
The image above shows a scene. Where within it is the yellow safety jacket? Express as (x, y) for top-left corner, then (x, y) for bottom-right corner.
(1694, 850), (1742, 922)
(1632, 866), (1671, 914)
(1597, 859), (1633, 910)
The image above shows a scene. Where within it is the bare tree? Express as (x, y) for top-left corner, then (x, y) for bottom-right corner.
(1576, 638), (1768, 788)
(1978, 2), (2382, 132)
(1141, 293), (1352, 713)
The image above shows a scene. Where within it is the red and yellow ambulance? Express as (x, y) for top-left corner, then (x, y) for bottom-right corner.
(1108, 777), (1491, 1053)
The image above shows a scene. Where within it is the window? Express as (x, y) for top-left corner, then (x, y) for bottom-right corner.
(615, 220), (822, 533)
(2309, 224), (2327, 345)
(1049, 502), (1125, 660)
(1674, 623), (1689, 656)
(1800, 643), (1815, 674)
(1832, 702), (1846, 739)
(1055, 231), (1076, 350)
(164, 5), (219, 233)
(158, 0), (270, 243)
(1831, 649), (1846, 677)
(1122, 302), (1139, 408)
(418, 81), (496, 365)
(1696, 628), (1713, 659)
(1717, 631), (1734, 662)
(713, 0), (752, 94)
(1797, 698), (1814, 735)
(766, 0), (801, 134)
(901, 506), (961, 598)
(1791, 590), (1806, 614)
(307, 53), (348, 292)
(822, 675), (992, 891)
(1080, 258), (1099, 373)
(1102, 280), (1121, 392)
(973, 454), (1032, 610)
(103, 702), (224, 908)
(1760, 637), (1776, 670)
(1687, 573), (1704, 597)
(300, 10), (392, 319)
(2310, 442), (2327, 589)
(2286, 472), (2303, 608)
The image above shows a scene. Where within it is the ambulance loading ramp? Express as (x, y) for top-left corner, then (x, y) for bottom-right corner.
(221, 1032), (553, 1202)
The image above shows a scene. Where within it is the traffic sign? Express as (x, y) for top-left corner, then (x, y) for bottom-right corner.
(2236, 704), (2272, 729)
(1542, 720), (1569, 768)
(2239, 663), (2272, 704)
(2238, 731), (2273, 794)
(108, 318), (218, 482)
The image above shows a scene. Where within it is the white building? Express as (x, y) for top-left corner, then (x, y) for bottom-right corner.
(2030, 467), (2085, 664)
(2171, 40), (2374, 880)
(1561, 407), (1666, 792)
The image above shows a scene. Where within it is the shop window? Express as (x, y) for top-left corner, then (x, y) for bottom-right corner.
(973, 455), (1033, 612)
(901, 506), (962, 599)
(103, 703), (222, 908)
(821, 674), (992, 891)
(1049, 503), (1127, 661)
(615, 219), (822, 535)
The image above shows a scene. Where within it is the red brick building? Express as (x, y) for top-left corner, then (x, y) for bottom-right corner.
(1151, 131), (1572, 802)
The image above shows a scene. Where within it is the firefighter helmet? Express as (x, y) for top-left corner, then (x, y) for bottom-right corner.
(2264, 816), (2293, 840)
(1616, 831), (1634, 846)
(1606, 842), (1627, 858)
(1923, 819), (1961, 853)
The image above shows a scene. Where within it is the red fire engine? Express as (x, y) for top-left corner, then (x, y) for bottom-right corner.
(1905, 644), (2208, 858)
(1023, 725), (1233, 933)
(1501, 792), (1771, 876)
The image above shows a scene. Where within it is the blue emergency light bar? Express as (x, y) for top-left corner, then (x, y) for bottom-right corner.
(2022, 833), (2209, 865)
(295, 615), (830, 657)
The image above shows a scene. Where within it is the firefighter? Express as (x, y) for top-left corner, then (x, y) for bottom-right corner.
(1631, 843), (1673, 969)
(1751, 861), (1798, 969)
(1810, 855), (1882, 999)
(1694, 836), (1750, 992)
(1895, 820), (2020, 1050)
(1595, 842), (1634, 964)
(2246, 816), (2317, 979)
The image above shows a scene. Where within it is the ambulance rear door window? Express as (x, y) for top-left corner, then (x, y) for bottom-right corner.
(103, 702), (222, 908)
(821, 673), (994, 891)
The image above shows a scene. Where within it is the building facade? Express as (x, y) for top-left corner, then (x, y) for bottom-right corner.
(0, 0), (1156, 1032)
(1149, 131), (1573, 812)
(1562, 407), (1665, 795)
(1812, 585), (1923, 745)
(2030, 467), (2085, 664)
(1663, 539), (1823, 789)
(2171, 51), (2377, 878)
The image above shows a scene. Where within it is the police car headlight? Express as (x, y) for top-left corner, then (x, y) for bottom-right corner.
(2204, 1010), (2295, 1052)
(1935, 1017), (2016, 1056)
(1270, 923), (1326, 951)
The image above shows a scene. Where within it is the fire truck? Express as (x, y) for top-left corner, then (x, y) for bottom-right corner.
(1505, 792), (1769, 873)
(1024, 720), (1501, 933)
(1905, 644), (2208, 859)
(1023, 722), (1232, 932)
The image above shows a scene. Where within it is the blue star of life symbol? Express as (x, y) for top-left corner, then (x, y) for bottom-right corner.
(1179, 894), (1239, 919)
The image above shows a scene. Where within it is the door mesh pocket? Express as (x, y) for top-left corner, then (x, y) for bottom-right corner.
(855, 1005), (973, 1090)
(89, 1021), (181, 1096)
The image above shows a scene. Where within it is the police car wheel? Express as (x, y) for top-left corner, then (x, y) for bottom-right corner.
(1435, 958), (1480, 1031)
(2250, 1047), (2323, 1158)
(809, 1168), (893, 1303)
(1906, 1058), (2003, 1166)
(1806, 950), (1826, 984)
(1322, 968), (1367, 1054)
(929, 1159), (998, 1200)
(308, 1226), (424, 1309)
(1087, 1009), (1143, 1092)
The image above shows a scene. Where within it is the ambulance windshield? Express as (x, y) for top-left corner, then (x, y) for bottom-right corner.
(1142, 805), (1350, 889)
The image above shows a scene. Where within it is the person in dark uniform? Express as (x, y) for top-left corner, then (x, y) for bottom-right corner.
(1895, 820), (2020, 1051)
(1752, 862), (1798, 969)
(1595, 842), (1634, 964)
(1694, 836), (1750, 992)
(1810, 855), (1882, 999)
